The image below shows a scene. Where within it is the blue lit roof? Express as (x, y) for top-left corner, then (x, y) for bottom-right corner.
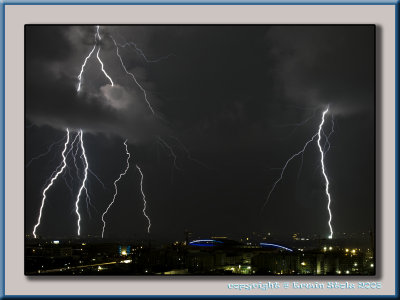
(259, 243), (293, 252)
(189, 239), (224, 247)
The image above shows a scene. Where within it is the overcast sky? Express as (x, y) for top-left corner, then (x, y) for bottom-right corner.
(25, 25), (375, 241)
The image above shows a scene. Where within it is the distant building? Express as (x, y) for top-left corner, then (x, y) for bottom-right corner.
(118, 245), (131, 256)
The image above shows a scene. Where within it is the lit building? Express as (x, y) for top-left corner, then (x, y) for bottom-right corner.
(118, 245), (131, 256)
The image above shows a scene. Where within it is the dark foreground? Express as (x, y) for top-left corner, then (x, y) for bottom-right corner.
(25, 237), (375, 276)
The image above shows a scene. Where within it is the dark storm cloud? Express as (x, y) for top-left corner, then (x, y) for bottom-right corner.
(266, 26), (374, 116)
(26, 25), (374, 139)
(25, 25), (375, 239)
(26, 25), (168, 144)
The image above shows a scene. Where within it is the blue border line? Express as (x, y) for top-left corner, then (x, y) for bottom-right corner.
(395, 1), (399, 300)
(1, 1), (398, 4)
(0, 0), (398, 299)
(1, 0), (399, 4)
(1, 1), (5, 299)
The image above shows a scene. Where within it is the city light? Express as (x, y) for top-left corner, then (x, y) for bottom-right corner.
(26, 234), (375, 276)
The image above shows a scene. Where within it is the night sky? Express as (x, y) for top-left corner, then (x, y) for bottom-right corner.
(25, 25), (375, 240)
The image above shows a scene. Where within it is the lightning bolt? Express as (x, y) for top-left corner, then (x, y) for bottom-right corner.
(262, 106), (334, 239)
(77, 25), (114, 92)
(310, 115), (335, 178)
(111, 37), (155, 115)
(88, 168), (107, 190)
(62, 161), (74, 197)
(96, 48), (114, 87)
(157, 137), (179, 169)
(323, 115), (335, 154)
(170, 136), (213, 170)
(33, 129), (70, 238)
(54, 131), (99, 227)
(317, 106), (333, 239)
(262, 132), (318, 210)
(136, 165), (151, 233)
(26, 134), (68, 168)
(277, 109), (316, 128)
(101, 140), (131, 238)
(278, 108), (317, 140)
(61, 132), (81, 197)
(71, 131), (82, 181)
(95, 25), (102, 41)
(77, 44), (96, 92)
(75, 130), (89, 236)
(157, 136), (182, 182)
(118, 41), (173, 63)
(34, 25), (166, 238)
(80, 147), (95, 219)
(67, 132), (85, 215)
